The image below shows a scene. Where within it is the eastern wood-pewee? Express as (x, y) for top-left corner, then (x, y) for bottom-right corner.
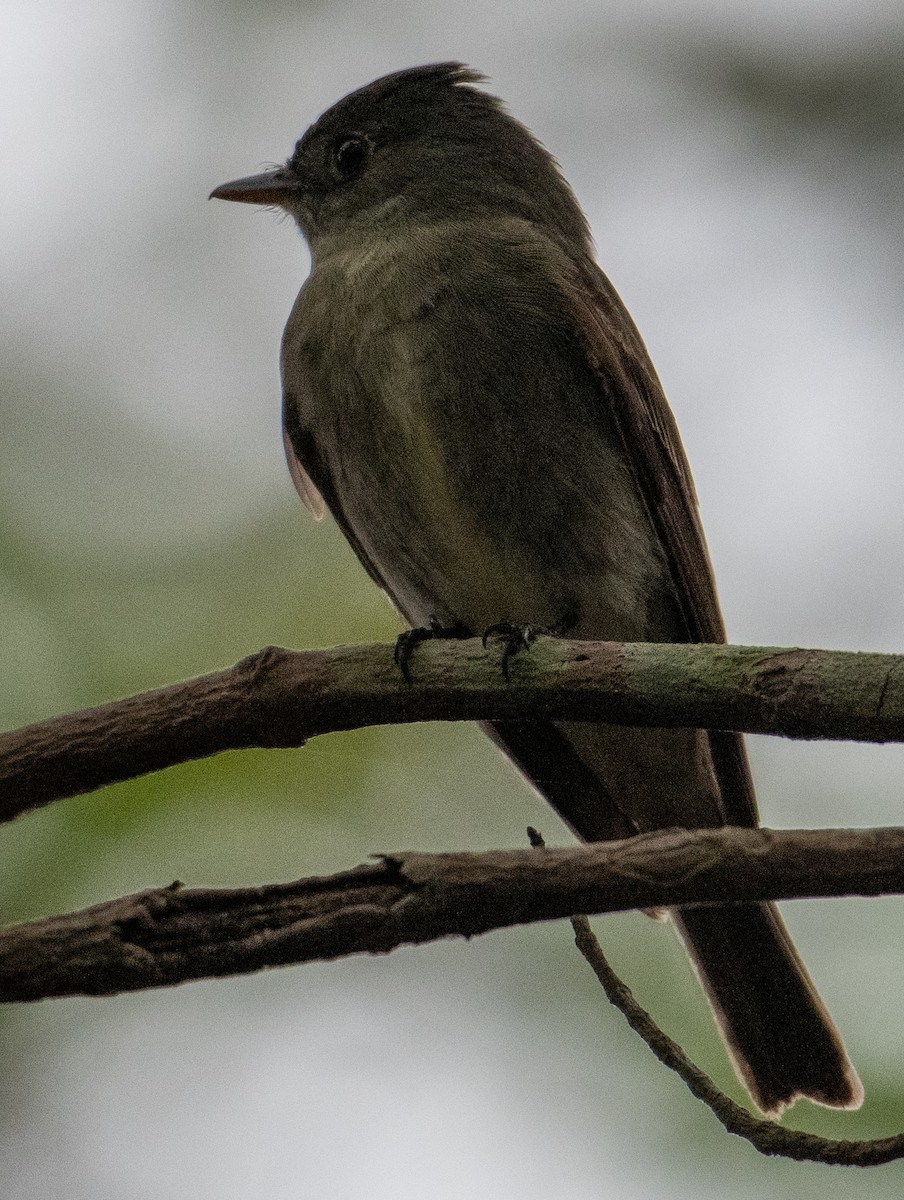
(211, 63), (861, 1116)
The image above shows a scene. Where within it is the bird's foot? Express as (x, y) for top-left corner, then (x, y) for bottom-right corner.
(481, 623), (537, 681)
(482, 609), (578, 681)
(394, 617), (470, 683)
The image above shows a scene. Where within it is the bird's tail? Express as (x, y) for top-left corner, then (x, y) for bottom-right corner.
(674, 902), (863, 1115)
(484, 717), (861, 1114)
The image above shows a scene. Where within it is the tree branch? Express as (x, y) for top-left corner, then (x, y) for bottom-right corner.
(6, 640), (903, 1164)
(3, 825), (903, 1003)
(2, 637), (904, 823)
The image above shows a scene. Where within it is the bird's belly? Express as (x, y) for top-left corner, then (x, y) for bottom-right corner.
(374, 519), (561, 635)
(331, 431), (560, 630)
(323, 390), (665, 640)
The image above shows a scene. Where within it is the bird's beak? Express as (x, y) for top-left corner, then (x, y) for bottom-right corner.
(209, 169), (297, 205)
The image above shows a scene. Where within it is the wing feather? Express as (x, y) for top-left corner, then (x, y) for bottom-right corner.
(562, 263), (757, 827)
(282, 424), (325, 520)
(282, 390), (390, 592)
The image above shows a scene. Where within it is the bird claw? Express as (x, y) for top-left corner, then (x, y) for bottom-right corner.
(481, 610), (578, 681)
(481, 622), (536, 680)
(394, 617), (469, 683)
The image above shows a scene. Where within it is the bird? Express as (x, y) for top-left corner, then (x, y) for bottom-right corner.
(210, 62), (862, 1116)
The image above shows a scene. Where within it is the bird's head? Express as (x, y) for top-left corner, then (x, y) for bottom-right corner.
(210, 63), (590, 253)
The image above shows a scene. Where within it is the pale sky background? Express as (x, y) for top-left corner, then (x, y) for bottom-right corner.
(2, 1), (904, 1196)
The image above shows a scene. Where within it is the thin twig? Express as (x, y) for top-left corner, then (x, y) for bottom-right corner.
(571, 917), (904, 1165)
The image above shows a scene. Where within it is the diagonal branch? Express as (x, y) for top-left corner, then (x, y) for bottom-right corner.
(2, 638), (904, 824)
(3, 825), (903, 1004)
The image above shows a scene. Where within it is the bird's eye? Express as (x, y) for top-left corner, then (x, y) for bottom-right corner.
(333, 135), (370, 182)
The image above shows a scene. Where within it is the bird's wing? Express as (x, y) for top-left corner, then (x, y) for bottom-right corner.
(561, 261), (757, 828)
(282, 424), (325, 520)
(282, 389), (391, 592)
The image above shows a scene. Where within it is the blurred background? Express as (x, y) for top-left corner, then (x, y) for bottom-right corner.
(2, 0), (904, 1195)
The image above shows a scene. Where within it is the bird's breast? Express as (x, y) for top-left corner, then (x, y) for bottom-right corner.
(283, 225), (669, 636)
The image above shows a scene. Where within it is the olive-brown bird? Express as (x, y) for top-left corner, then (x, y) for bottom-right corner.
(211, 63), (861, 1115)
